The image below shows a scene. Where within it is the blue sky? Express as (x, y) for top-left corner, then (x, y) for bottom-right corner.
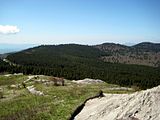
(0, 0), (160, 45)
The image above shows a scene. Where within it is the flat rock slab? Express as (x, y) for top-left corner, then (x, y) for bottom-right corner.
(75, 85), (160, 120)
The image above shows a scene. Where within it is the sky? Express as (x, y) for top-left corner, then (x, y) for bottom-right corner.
(0, 0), (160, 45)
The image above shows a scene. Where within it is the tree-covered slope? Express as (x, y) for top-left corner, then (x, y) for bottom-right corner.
(7, 44), (107, 67)
(133, 42), (160, 52)
(95, 42), (160, 67)
(5, 43), (160, 89)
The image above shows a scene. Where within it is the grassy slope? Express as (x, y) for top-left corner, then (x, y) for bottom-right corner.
(0, 75), (135, 120)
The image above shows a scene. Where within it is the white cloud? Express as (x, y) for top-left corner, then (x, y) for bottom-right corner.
(0, 25), (20, 34)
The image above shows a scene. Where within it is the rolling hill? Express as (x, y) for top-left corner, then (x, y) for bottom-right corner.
(4, 42), (160, 89)
(95, 42), (160, 67)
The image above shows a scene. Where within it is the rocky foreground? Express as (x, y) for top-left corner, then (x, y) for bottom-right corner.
(75, 85), (160, 120)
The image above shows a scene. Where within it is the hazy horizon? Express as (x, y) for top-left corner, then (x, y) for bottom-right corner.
(0, 0), (160, 45)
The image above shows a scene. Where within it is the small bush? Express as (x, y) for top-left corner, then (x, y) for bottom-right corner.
(0, 91), (3, 98)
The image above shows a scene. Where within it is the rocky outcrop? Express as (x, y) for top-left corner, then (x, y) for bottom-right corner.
(69, 90), (104, 120)
(72, 78), (104, 84)
(26, 85), (44, 96)
(75, 85), (160, 120)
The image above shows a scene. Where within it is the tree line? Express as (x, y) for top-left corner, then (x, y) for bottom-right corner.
(0, 44), (160, 89)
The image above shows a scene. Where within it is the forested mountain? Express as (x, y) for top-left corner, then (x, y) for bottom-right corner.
(0, 59), (11, 73)
(6, 44), (107, 67)
(133, 42), (160, 52)
(95, 43), (130, 52)
(95, 42), (160, 67)
(3, 43), (160, 89)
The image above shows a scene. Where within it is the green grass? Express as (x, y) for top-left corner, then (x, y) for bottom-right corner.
(0, 75), (27, 86)
(0, 75), (135, 120)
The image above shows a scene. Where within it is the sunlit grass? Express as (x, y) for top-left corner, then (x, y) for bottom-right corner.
(0, 75), (135, 120)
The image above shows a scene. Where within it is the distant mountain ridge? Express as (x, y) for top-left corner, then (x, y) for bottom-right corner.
(3, 42), (160, 89)
(3, 42), (160, 67)
(95, 42), (160, 67)
(133, 42), (160, 52)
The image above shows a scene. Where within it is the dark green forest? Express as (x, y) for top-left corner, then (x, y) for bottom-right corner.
(1, 44), (160, 89)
